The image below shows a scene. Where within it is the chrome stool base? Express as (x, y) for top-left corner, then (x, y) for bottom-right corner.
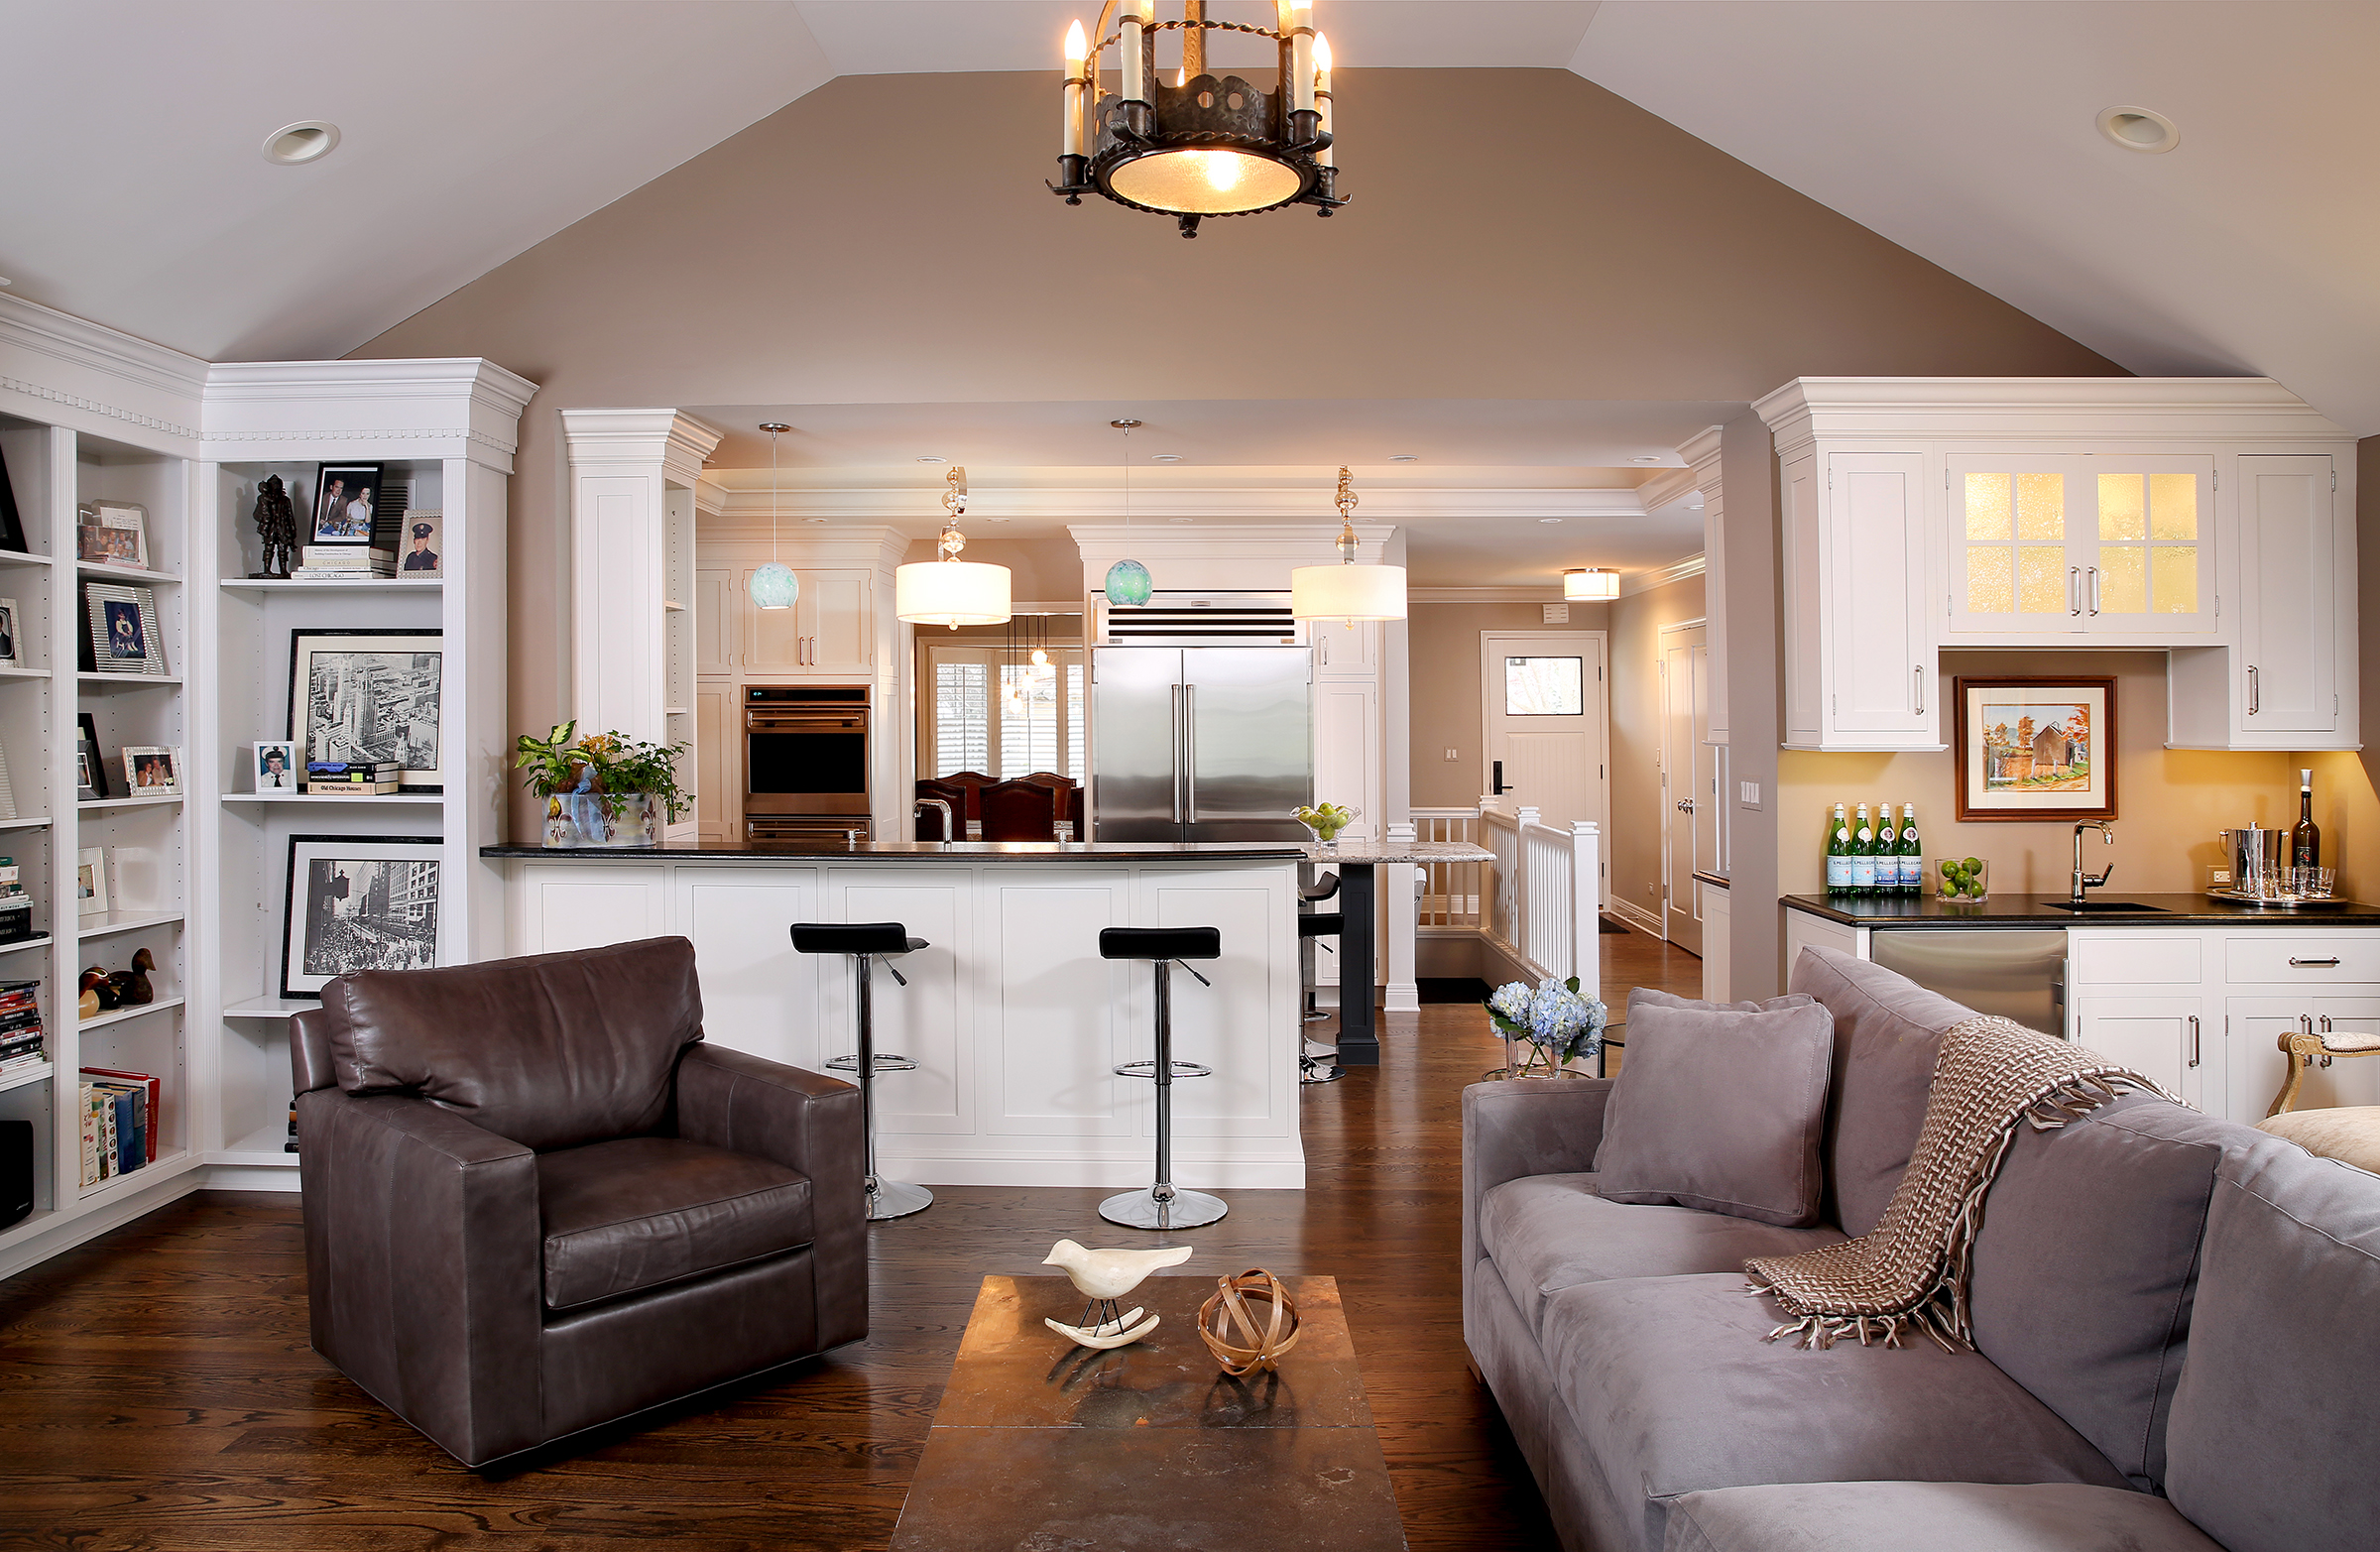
(1299, 1037), (1342, 1084)
(866, 1177), (934, 1221)
(825, 1053), (917, 1073)
(1099, 1185), (1229, 1231)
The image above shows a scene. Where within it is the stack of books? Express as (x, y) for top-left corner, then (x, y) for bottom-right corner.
(79, 1065), (157, 1185)
(305, 760), (402, 795)
(0, 980), (45, 1077)
(292, 544), (397, 580)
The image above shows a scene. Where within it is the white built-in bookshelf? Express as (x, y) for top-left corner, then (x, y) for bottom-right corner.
(0, 298), (531, 1275)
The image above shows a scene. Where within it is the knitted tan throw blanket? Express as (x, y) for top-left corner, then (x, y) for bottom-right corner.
(1745, 1015), (2167, 1353)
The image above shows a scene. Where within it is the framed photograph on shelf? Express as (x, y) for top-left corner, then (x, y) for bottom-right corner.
(76, 847), (109, 919)
(81, 581), (165, 676)
(280, 833), (441, 998)
(120, 746), (180, 796)
(76, 712), (108, 800)
(1955, 675), (2117, 823)
(0, 597), (18, 666)
(75, 500), (148, 570)
(0, 742), (16, 821)
(0, 444), (25, 553)
(399, 510), (441, 576)
(249, 741), (299, 792)
(309, 464), (385, 546)
(288, 628), (444, 790)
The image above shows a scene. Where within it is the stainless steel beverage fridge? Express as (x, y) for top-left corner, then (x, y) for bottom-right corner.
(1090, 648), (1312, 842)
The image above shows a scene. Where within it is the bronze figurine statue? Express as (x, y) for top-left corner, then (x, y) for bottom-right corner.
(251, 474), (296, 578)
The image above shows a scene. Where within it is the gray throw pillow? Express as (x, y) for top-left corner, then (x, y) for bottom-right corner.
(1629, 988), (1816, 1015)
(1595, 1000), (1836, 1228)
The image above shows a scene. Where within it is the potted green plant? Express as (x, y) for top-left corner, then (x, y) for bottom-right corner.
(515, 722), (690, 848)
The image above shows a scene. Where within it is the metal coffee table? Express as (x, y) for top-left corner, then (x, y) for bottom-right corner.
(891, 1273), (1408, 1551)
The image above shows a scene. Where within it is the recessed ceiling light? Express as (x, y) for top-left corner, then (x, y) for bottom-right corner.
(1168, 518), (1196, 524)
(1628, 455), (1662, 465)
(985, 516), (1010, 523)
(1388, 454), (1420, 463)
(802, 518), (829, 524)
(2097, 104), (2180, 154)
(1539, 518), (1564, 525)
(261, 121), (340, 166)
(1150, 453), (1184, 463)
(1690, 502), (1705, 510)
(915, 455), (946, 464)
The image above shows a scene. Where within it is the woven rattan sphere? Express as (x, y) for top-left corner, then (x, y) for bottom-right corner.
(1197, 1269), (1303, 1376)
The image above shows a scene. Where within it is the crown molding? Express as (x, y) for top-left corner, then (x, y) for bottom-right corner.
(695, 478), (1645, 523)
(1623, 554), (1707, 596)
(1756, 375), (2352, 455)
(0, 293), (206, 445)
(1633, 464), (1701, 512)
(559, 408), (723, 485)
(1408, 587), (1565, 603)
(0, 293), (208, 403)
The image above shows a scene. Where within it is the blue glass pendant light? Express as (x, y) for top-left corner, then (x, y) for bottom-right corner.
(1104, 418), (1152, 607)
(749, 423), (800, 611)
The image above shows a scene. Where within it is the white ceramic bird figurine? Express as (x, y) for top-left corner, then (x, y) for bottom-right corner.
(1041, 1240), (1192, 1350)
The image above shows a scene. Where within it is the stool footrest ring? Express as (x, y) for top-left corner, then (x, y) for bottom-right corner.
(1112, 1058), (1213, 1080)
(825, 1053), (919, 1072)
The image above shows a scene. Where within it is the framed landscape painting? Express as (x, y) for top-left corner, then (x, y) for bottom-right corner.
(1955, 676), (2116, 823)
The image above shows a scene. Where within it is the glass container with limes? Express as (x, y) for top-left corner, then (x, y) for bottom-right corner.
(1936, 857), (1988, 902)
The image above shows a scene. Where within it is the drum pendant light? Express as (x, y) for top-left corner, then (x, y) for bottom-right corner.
(1291, 465), (1405, 625)
(1104, 418), (1153, 607)
(896, 466), (1012, 628)
(748, 423), (799, 611)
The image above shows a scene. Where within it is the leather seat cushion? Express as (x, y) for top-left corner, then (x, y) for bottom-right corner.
(536, 1135), (812, 1311)
(1478, 1173), (1845, 1338)
(1662, 1482), (2223, 1552)
(1541, 1273), (2131, 1551)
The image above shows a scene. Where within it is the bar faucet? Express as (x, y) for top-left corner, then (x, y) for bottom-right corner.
(914, 797), (955, 846)
(2071, 820), (2114, 903)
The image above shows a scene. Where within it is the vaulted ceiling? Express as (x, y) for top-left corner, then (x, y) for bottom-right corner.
(4, 1), (2372, 434)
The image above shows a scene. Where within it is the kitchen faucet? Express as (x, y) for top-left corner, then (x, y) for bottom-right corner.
(2071, 820), (2115, 903)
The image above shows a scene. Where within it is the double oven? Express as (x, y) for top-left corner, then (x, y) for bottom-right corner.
(743, 685), (872, 842)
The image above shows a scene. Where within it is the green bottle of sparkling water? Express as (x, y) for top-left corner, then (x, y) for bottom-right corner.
(1897, 804), (1922, 895)
(1849, 803), (1877, 895)
(1875, 802), (1899, 894)
(1825, 803), (1851, 895)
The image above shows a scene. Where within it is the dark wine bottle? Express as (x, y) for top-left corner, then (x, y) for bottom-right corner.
(2293, 769), (2321, 869)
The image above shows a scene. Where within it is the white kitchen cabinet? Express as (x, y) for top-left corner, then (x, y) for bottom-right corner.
(696, 567), (736, 675)
(742, 565), (874, 677)
(1313, 678), (1379, 845)
(2072, 993), (2209, 1111)
(695, 682), (737, 841)
(1308, 618), (1379, 679)
(1944, 457), (2214, 640)
(2223, 997), (2380, 1123)
(1780, 449), (1936, 750)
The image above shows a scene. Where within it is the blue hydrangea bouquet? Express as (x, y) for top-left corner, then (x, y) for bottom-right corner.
(1484, 975), (1607, 1079)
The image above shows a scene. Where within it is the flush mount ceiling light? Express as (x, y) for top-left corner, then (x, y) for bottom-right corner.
(916, 455), (947, 464)
(897, 466), (1012, 628)
(261, 121), (340, 166)
(1387, 454), (1419, 463)
(1627, 455), (1661, 465)
(1051, 1), (1345, 238)
(1291, 466), (1405, 624)
(1150, 452), (1185, 462)
(1563, 567), (1620, 602)
(749, 424), (800, 611)
(2097, 104), (2180, 154)
(1538, 518), (1564, 525)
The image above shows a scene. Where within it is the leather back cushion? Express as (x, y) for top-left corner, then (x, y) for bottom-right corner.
(323, 935), (704, 1151)
(1967, 1092), (2240, 1491)
(1595, 1000), (1836, 1227)
(2163, 1133), (2380, 1552)
(1788, 946), (1973, 1236)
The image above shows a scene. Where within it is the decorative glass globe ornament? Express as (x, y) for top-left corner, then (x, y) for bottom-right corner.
(749, 560), (798, 611)
(1106, 558), (1152, 606)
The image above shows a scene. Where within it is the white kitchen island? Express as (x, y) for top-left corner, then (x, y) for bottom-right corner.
(483, 840), (1309, 1189)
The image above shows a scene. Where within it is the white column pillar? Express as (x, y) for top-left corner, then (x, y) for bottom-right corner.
(1383, 821), (1419, 1013)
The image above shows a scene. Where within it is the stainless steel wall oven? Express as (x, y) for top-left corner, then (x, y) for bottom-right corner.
(744, 685), (871, 840)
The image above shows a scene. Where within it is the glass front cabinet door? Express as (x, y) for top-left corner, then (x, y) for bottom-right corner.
(1947, 457), (2216, 640)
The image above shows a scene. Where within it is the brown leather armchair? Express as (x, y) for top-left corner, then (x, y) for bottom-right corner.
(290, 936), (866, 1468)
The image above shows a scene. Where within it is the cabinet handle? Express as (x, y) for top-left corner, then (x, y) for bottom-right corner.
(1318, 637), (1329, 667)
(2087, 566), (2101, 617)
(1912, 664), (1925, 715)
(2320, 1014), (2333, 1033)
(2289, 956), (2341, 968)
(2069, 567), (2082, 616)
(2188, 1014), (2200, 1069)
(2248, 664), (2260, 714)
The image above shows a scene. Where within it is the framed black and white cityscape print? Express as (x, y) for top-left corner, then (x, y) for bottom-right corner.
(287, 628), (444, 790)
(280, 833), (442, 998)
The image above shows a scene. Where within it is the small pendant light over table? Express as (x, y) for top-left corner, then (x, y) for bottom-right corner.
(749, 422), (800, 611)
(1104, 418), (1153, 607)
(896, 465), (1012, 629)
(1291, 465), (1404, 626)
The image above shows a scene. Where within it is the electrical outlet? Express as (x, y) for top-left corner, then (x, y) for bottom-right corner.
(1443, 748), (1460, 761)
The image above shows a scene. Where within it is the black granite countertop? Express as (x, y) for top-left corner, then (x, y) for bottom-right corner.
(1783, 892), (2380, 927)
(481, 840), (1309, 863)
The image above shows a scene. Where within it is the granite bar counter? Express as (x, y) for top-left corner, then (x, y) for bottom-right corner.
(1784, 892), (2380, 927)
(482, 839), (1308, 1190)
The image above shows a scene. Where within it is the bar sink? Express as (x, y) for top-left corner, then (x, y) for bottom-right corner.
(2044, 900), (2169, 912)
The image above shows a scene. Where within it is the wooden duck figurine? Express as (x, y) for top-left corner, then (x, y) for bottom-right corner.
(78, 967), (117, 1018)
(105, 947), (155, 1007)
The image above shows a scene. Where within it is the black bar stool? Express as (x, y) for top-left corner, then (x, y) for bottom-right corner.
(791, 921), (931, 1222)
(1099, 925), (1226, 1231)
(1298, 911), (1345, 1085)
(1299, 870), (1341, 1026)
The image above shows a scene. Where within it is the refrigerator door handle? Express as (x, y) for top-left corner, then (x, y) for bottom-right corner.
(1169, 682), (1185, 825)
(1182, 683), (1198, 824)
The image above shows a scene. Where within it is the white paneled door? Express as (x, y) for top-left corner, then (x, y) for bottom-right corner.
(1660, 623), (1711, 954)
(1481, 630), (1610, 857)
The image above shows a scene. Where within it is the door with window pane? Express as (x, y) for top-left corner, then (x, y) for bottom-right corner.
(1481, 633), (1607, 836)
(1948, 457), (2214, 637)
(922, 646), (1086, 781)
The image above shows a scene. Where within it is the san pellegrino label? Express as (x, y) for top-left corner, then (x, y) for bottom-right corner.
(1850, 803), (1877, 891)
(1826, 803), (1851, 892)
(1897, 804), (1921, 891)
(1876, 802), (1899, 892)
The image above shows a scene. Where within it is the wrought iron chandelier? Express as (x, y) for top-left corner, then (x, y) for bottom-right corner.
(1051, 1), (1343, 238)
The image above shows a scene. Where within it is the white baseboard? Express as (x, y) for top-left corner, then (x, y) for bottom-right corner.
(1608, 897), (1666, 939)
(1384, 980), (1420, 1013)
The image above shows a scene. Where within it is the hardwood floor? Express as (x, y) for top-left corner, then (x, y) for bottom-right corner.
(0, 929), (1698, 1552)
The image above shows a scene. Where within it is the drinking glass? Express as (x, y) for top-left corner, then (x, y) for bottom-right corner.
(2296, 867), (2335, 899)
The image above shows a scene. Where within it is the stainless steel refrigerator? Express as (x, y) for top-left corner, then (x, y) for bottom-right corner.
(1091, 648), (1313, 843)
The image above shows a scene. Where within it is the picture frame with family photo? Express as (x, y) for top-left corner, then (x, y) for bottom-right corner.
(310, 464), (385, 547)
(75, 500), (148, 571)
(120, 746), (181, 797)
(0, 597), (21, 667)
(76, 712), (107, 801)
(80, 581), (165, 676)
(249, 741), (299, 793)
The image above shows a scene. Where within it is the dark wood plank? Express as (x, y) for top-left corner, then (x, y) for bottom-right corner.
(0, 933), (1698, 1550)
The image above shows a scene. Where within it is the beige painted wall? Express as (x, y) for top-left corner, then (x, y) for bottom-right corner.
(1777, 651), (2312, 898)
(1608, 575), (1709, 924)
(1410, 600), (1612, 809)
(352, 67), (2119, 840)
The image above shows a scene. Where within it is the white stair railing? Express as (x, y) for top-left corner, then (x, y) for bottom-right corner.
(1478, 799), (1601, 1007)
(1411, 806), (1483, 929)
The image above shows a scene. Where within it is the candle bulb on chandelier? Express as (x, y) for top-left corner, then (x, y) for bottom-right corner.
(1062, 20), (1087, 158)
(1313, 33), (1334, 168)
(1119, 0), (1147, 105)
(1290, 2), (1316, 116)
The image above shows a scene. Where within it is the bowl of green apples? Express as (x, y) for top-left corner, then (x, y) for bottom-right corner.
(1293, 802), (1361, 851)
(1936, 857), (1989, 902)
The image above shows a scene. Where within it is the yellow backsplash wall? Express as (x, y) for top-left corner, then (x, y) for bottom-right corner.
(1777, 651), (2332, 898)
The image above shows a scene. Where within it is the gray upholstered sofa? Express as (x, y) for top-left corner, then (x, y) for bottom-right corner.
(1463, 946), (2380, 1552)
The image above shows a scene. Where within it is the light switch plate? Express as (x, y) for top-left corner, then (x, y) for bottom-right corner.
(1738, 780), (1762, 808)
(1444, 748), (1460, 761)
